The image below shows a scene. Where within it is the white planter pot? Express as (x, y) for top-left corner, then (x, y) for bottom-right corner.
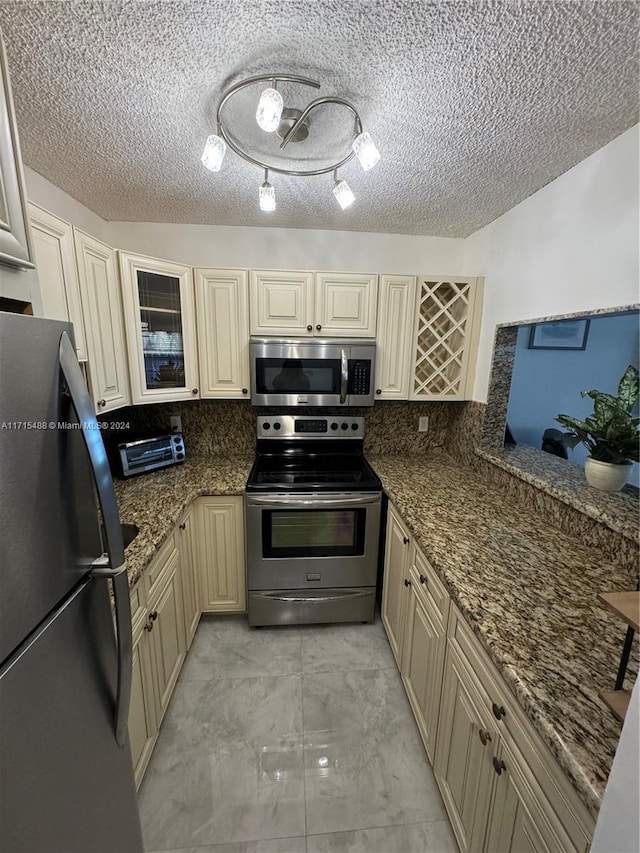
(584, 457), (631, 492)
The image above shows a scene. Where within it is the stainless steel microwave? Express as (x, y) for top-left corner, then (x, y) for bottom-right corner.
(250, 338), (376, 407)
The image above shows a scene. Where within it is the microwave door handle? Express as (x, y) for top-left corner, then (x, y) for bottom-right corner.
(340, 349), (348, 404)
(59, 331), (132, 748)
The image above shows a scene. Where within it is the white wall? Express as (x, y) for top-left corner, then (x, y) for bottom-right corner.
(24, 166), (109, 242)
(106, 221), (464, 276)
(463, 125), (640, 402)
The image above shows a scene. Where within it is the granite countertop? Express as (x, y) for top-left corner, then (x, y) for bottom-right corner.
(115, 454), (253, 586)
(368, 452), (638, 822)
(116, 449), (636, 821)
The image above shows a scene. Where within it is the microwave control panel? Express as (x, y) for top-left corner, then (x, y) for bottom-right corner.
(348, 360), (372, 396)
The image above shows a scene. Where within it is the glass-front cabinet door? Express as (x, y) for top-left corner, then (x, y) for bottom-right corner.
(119, 252), (198, 404)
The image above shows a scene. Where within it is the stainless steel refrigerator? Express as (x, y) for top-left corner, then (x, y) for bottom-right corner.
(0, 311), (143, 852)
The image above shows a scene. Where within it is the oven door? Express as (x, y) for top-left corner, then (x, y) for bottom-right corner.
(250, 340), (348, 407)
(245, 492), (382, 590)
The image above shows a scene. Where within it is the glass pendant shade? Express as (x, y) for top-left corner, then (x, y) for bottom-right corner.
(256, 87), (284, 132)
(259, 181), (276, 211)
(201, 134), (226, 171)
(332, 178), (355, 210)
(352, 131), (380, 171)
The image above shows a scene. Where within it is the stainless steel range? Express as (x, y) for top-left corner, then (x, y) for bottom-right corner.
(245, 415), (382, 627)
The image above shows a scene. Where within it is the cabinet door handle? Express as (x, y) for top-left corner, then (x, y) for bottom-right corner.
(492, 703), (506, 721)
(192, 388), (199, 395)
(306, 324), (313, 332)
(97, 399), (106, 407)
(492, 757), (506, 776)
(478, 728), (491, 746)
(376, 389), (382, 395)
(316, 324), (322, 331)
(419, 574), (428, 585)
(179, 522), (186, 530)
(404, 578), (411, 587)
(403, 536), (410, 545)
(149, 610), (158, 621)
(242, 388), (248, 394)
(144, 620), (154, 632)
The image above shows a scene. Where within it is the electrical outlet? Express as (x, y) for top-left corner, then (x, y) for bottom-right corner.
(170, 415), (182, 434)
(418, 416), (429, 433)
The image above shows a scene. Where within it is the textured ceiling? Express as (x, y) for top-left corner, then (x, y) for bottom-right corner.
(0, 0), (638, 237)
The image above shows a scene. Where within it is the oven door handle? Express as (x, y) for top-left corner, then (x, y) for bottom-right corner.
(252, 591), (372, 603)
(340, 348), (348, 404)
(246, 494), (381, 507)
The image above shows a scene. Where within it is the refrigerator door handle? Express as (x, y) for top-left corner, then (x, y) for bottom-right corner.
(58, 331), (132, 748)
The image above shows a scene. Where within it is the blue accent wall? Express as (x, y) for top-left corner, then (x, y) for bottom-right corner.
(507, 311), (639, 486)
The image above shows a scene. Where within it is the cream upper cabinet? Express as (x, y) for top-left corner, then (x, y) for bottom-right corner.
(28, 204), (88, 361)
(314, 272), (378, 337)
(250, 269), (378, 337)
(119, 252), (198, 404)
(74, 229), (130, 413)
(197, 496), (246, 613)
(195, 268), (250, 399)
(0, 37), (34, 271)
(381, 502), (412, 667)
(410, 276), (483, 401)
(375, 274), (416, 398)
(250, 269), (314, 336)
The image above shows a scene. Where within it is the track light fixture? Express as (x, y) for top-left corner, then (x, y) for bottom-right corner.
(200, 74), (380, 212)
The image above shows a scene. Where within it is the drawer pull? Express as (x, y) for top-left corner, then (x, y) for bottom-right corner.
(492, 702), (506, 720)
(419, 574), (428, 585)
(478, 728), (491, 746)
(492, 757), (506, 776)
(404, 578), (411, 587)
(403, 536), (410, 545)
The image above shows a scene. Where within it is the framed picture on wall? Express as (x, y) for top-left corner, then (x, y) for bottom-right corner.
(528, 319), (590, 350)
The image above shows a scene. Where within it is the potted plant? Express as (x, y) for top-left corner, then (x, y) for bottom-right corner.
(556, 365), (640, 492)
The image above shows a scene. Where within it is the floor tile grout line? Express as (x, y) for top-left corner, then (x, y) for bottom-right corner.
(304, 816), (455, 838)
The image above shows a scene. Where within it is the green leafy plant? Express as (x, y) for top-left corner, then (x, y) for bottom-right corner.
(556, 365), (640, 465)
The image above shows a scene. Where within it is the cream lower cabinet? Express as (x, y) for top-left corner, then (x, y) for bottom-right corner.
(197, 496), (246, 613)
(74, 229), (130, 413)
(381, 502), (412, 666)
(401, 547), (449, 764)
(129, 604), (158, 789)
(436, 606), (594, 853)
(128, 531), (187, 787)
(195, 268), (250, 399)
(382, 503), (594, 853)
(177, 503), (201, 649)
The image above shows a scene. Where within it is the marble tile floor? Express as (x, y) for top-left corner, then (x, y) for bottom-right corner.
(139, 615), (457, 853)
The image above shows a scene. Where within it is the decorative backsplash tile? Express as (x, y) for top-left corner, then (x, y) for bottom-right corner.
(101, 399), (457, 457)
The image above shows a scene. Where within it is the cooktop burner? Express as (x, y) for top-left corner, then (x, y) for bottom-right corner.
(246, 415), (382, 493)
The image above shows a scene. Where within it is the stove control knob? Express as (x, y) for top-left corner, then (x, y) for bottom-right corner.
(330, 422), (338, 431)
(351, 422), (358, 431)
(341, 422), (348, 431)
(263, 422), (271, 430)
(273, 422), (281, 430)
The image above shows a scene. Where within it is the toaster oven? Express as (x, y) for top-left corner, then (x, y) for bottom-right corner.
(110, 433), (185, 478)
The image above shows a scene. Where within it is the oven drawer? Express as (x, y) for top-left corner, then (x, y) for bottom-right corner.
(248, 587), (376, 627)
